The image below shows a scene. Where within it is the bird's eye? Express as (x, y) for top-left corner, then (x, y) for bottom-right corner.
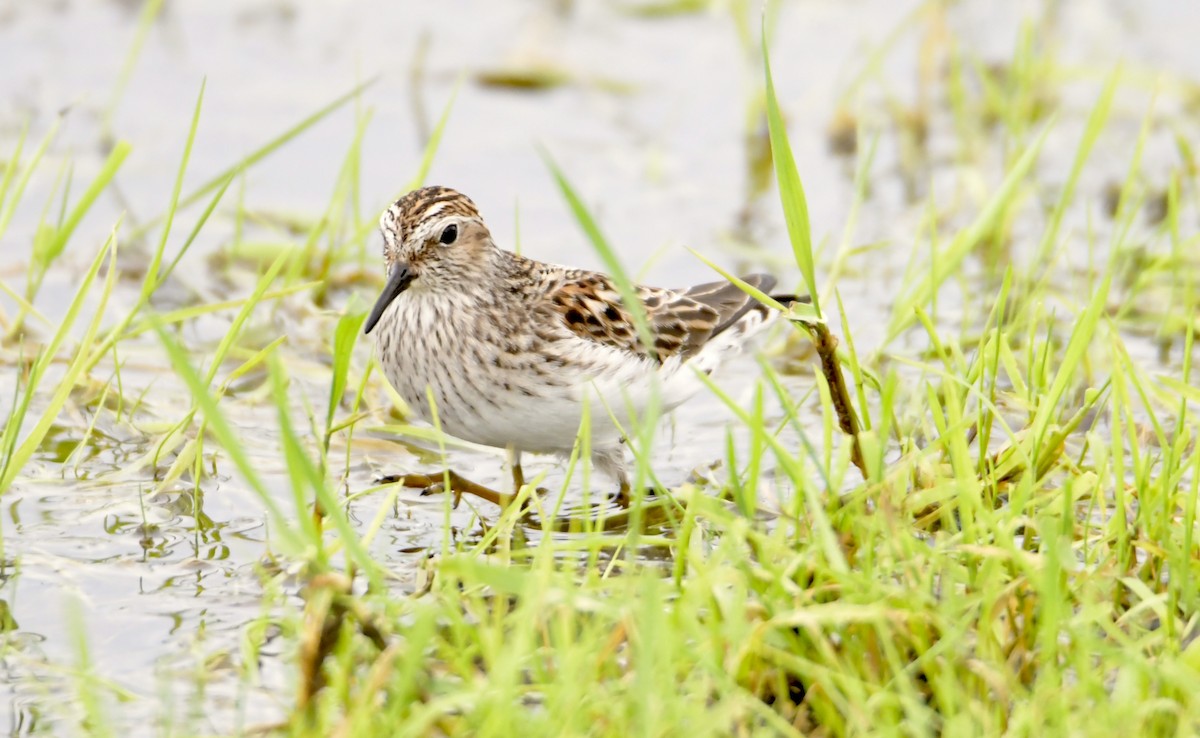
(439, 224), (458, 245)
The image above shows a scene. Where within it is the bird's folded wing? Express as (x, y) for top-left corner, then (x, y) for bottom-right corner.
(546, 272), (778, 362)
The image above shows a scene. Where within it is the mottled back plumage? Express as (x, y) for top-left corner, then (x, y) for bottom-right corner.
(548, 273), (776, 362)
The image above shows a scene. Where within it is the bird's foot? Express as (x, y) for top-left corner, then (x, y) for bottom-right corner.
(379, 470), (547, 508)
(611, 483), (657, 509)
(425, 471), (512, 507)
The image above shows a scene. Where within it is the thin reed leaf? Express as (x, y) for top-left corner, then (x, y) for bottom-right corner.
(693, 368), (847, 572)
(886, 122), (1051, 341)
(266, 355), (386, 590)
(145, 78), (206, 297)
(326, 309), (367, 453)
(34, 141), (131, 272)
(0, 116), (60, 242)
(135, 78), (377, 238)
(153, 321), (305, 554)
(103, 0), (165, 131)
(1033, 67), (1118, 266)
(0, 226), (118, 493)
(541, 151), (656, 358)
(687, 247), (789, 311)
(403, 84), (459, 195)
(762, 28), (820, 316)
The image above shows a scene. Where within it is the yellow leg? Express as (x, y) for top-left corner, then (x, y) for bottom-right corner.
(386, 471), (514, 508)
(614, 478), (632, 508)
(508, 446), (525, 493)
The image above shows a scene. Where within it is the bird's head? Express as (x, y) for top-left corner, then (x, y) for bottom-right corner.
(365, 186), (495, 334)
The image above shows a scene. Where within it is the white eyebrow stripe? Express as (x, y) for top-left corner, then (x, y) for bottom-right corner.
(410, 220), (440, 244)
(422, 202), (447, 218)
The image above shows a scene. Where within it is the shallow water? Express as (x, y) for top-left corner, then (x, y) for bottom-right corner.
(1, 0), (1197, 733)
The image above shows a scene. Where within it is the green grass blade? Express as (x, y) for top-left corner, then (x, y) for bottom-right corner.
(0, 225), (118, 493)
(886, 121), (1052, 341)
(403, 84), (459, 195)
(1029, 274), (1111, 458)
(763, 26), (820, 315)
(0, 116), (60, 242)
(199, 252), (289, 386)
(541, 151), (656, 356)
(35, 141), (131, 270)
(145, 78), (206, 298)
(153, 321), (304, 555)
(694, 367), (847, 572)
(326, 309), (368, 448)
(103, 0), (165, 132)
(79, 167), (239, 376)
(267, 356), (385, 589)
(124, 281), (318, 337)
(0, 122), (27, 225)
(1033, 67), (1118, 266)
(158, 172), (236, 287)
(686, 247), (789, 311)
(133, 78), (377, 239)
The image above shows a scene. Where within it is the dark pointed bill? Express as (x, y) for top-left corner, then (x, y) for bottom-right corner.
(363, 263), (414, 334)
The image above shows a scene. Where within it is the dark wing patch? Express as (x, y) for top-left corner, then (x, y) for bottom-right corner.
(549, 272), (777, 363)
(682, 274), (777, 338)
(549, 276), (645, 356)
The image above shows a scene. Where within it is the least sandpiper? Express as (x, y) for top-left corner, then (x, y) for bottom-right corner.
(365, 186), (797, 506)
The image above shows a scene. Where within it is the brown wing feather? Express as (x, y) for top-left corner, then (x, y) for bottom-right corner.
(680, 274), (777, 349)
(548, 272), (779, 363)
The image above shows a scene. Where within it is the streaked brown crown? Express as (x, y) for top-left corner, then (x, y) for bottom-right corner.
(384, 186), (481, 245)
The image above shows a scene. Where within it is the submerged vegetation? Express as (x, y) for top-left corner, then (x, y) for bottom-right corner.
(2, 2), (1199, 736)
